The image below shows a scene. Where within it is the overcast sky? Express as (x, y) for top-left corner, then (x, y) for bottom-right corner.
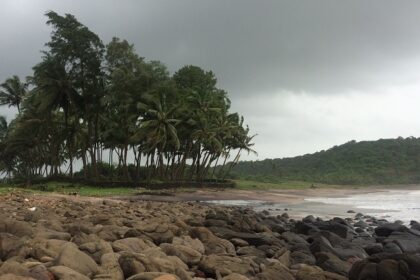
(2, 0), (420, 160)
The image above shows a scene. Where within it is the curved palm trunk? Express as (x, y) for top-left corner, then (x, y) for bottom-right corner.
(211, 153), (221, 180)
(222, 148), (242, 180)
(218, 148), (231, 178)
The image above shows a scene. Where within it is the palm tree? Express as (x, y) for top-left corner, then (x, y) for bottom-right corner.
(0, 75), (28, 113)
(31, 54), (82, 177)
(0, 116), (7, 140)
(136, 92), (180, 179)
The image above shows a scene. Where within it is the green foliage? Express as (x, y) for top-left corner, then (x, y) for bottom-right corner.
(0, 75), (27, 112)
(0, 11), (254, 184)
(230, 138), (420, 185)
(0, 182), (139, 197)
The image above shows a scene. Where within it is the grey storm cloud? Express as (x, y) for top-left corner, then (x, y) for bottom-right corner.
(2, 0), (420, 159)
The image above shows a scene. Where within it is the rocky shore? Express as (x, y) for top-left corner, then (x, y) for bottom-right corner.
(0, 192), (420, 280)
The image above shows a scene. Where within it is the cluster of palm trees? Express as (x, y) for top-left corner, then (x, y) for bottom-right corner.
(0, 11), (255, 183)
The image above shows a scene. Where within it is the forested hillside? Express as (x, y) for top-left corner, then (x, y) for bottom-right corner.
(228, 137), (420, 185)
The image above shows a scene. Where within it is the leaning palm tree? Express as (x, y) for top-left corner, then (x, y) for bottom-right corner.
(0, 116), (7, 140)
(136, 92), (180, 179)
(0, 75), (28, 113)
(31, 54), (82, 177)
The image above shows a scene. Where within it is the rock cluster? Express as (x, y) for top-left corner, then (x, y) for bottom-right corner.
(0, 192), (419, 279)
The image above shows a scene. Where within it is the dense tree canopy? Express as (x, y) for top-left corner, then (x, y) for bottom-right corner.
(0, 11), (254, 184)
(228, 137), (420, 185)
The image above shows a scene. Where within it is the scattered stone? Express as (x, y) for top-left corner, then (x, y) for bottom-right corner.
(0, 192), (419, 279)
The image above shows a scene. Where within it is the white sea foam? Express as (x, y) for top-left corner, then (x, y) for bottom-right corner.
(305, 190), (420, 223)
(205, 189), (420, 223)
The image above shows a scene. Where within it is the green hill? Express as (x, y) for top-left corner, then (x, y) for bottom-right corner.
(228, 137), (420, 185)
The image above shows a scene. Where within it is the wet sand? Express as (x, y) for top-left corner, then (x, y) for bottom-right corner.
(120, 185), (410, 204)
(117, 185), (420, 222)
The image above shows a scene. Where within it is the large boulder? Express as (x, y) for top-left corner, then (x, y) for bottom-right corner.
(0, 219), (33, 237)
(79, 239), (113, 263)
(315, 252), (351, 276)
(199, 254), (259, 278)
(118, 250), (191, 280)
(349, 253), (420, 280)
(160, 243), (202, 266)
(296, 265), (326, 280)
(310, 231), (367, 260)
(375, 223), (409, 237)
(27, 263), (54, 280)
(190, 227), (236, 255)
(0, 260), (31, 277)
(124, 223), (178, 245)
(97, 225), (127, 241)
(53, 243), (99, 277)
(113, 238), (156, 253)
(255, 261), (294, 280)
(208, 226), (284, 247)
(49, 266), (90, 280)
(0, 233), (28, 259)
(100, 253), (124, 280)
(172, 236), (205, 255)
(28, 239), (69, 260)
(34, 229), (71, 241)
(384, 232), (420, 253)
(126, 272), (180, 280)
(281, 232), (308, 245)
(316, 221), (355, 239)
(291, 251), (316, 265)
(118, 252), (146, 278)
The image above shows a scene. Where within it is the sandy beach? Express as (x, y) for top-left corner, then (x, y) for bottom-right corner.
(115, 185), (420, 222)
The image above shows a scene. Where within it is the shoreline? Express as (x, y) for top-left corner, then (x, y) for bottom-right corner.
(118, 184), (420, 203)
(115, 185), (420, 223)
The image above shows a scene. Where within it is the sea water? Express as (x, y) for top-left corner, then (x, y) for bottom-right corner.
(306, 190), (420, 223)
(205, 190), (420, 223)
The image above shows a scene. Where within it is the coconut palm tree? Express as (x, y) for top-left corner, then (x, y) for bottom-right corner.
(31, 53), (82, 177)
(0, 75), (28, 113)
(137, 92), (180, 179)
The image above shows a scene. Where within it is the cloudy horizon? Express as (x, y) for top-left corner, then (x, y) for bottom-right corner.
(2, 0), (420, 161)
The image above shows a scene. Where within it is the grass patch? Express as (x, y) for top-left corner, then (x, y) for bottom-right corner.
(0, 181), (140, 197)
(0, 179), (359, 198)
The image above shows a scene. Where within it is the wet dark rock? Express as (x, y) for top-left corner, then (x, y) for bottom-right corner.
(290, 250), (316, 265)
(363, 243), (383, 255)
(315, 251), (352, 276)
(295, 221), (319, 235)
(354, 221), (368, 229)
(384, 231), (420, 253)
(383, 242), (403, 254)
(208, 226), (284, 247)
(349, 253), (420, 280)
(236, 246), (267, 257)
(316, 220), (356, 239)
(303, 215), (317, 223)
(375, 223), (409, 237)
(355, 228), (365, 234)
(355, 213), (364, 219)
(204, 219), (228, 227)
(255, 261), (294, 280)
(281, 231), (308, 245)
